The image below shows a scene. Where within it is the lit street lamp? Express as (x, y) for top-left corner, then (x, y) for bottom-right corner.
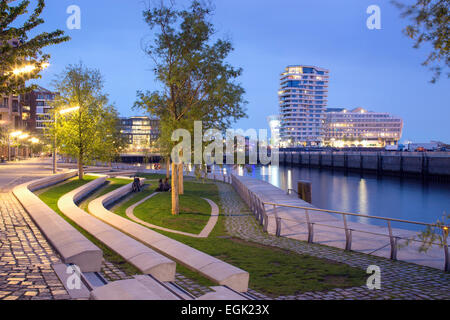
(53, 106), (80, 174)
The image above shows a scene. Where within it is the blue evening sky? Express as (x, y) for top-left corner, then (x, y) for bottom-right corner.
(31, 0), (449, 142)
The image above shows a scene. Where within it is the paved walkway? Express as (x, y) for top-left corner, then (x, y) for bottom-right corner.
(217, 182), (450, 300)
(233, 175), (447, 270)
(126, 192), (220, 238)
(0, 193), (70, 300)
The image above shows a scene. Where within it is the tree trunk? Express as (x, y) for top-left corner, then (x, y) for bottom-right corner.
(166, 157), (170, 178)
(178, 163), (184, 195)
(171, 162), (179, 215)
(78, 155), (84, 180)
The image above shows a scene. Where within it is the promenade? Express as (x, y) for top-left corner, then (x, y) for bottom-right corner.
(232, 174), (448, 271)
(218, 181), (450, 299)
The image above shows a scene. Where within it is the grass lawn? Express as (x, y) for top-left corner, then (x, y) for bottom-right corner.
(113, 179), (367, 297)
(79, 177), (132, 211)
(37, 176), (140, 277)
(133, 181), (212, 234)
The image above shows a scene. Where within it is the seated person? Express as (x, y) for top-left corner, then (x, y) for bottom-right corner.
(132, 176), (141, 192)
(156, 179), (164, 192)
(163, 178), (171, 192)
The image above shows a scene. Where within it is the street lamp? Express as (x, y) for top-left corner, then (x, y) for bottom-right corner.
(53, 106), (80, 174)
(8, 131), (22, 161)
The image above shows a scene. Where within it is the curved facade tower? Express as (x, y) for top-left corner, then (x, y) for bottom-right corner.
(279, 65), (329, 147)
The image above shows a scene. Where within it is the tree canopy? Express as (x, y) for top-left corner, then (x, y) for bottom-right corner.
(48, 63), (125, 179)
(0, 0), (69, 94)
(393, 0), (449, 82)
(134, 0), (247, 214)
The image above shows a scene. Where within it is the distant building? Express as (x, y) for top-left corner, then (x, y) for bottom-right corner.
(119, 116), (160, 152)
(324, 107), (403, 148)
(279, 65), (329, 147)
(0, 94), (21, 130)
(21, 86), (56, 132)
(267, 115), (281, 148)
(0, 39), (23, 131)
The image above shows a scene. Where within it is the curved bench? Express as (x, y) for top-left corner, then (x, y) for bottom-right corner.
(89, 182), (250, 292)
(57, 175), (176, 282)
(12, 171), (103, 272)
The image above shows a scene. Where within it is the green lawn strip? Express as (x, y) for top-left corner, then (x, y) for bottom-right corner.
(37, 176), (140, 277)
(137, 173), (168, 180)
(133, 181), (212, 235)
(78, 177), (132, 211)
(112, 179), (367, 297)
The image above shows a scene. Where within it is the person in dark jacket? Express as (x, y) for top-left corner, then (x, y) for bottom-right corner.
(163, 178), (171, 192)
(132, 176), (141, 192)
(156, 179), (164, 192)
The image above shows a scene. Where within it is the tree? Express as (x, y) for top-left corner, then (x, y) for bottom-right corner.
(135, 1), (247, 215)
(0, 0), (69, 94)
(392, 0), (449, 83)
(48, 63), (123, 179)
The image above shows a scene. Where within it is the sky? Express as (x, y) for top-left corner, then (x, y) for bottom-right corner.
(26, 0), (450, 143)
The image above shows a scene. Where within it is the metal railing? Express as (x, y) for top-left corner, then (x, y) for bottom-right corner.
(231, 174), (450, 272)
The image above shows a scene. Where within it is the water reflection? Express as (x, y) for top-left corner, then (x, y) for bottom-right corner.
(248, 165), (450, 231)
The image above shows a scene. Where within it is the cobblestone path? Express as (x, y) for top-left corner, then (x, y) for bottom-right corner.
(0, 193), (70, 300)
(217, 182), (450, 300)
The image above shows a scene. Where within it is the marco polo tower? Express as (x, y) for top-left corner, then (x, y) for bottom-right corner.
(279, 65), (329, 147)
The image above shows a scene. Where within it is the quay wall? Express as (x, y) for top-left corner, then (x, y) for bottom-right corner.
(277, 151), (450, 180)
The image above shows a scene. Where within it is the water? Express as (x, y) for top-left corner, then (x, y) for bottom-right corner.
(238, 165), (450, 231)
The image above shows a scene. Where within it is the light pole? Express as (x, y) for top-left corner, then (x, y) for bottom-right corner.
(53, 106), (80, 174)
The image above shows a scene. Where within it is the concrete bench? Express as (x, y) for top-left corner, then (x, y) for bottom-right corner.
(57, 175), (176, 282)
(90, 275), (181, 300)
(89, 182), (250, 292)
(12, 171), (103, 272)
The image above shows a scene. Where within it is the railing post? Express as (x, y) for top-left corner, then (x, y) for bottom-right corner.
(276, 216), (281, 237)
(343, 214), (352, 251)
(387, 221), (398, 260)
(262, 203), (268, 232)
(443, 227), (449, 272)
(304, 209), (314, 243)
(258, 199), (264, 226)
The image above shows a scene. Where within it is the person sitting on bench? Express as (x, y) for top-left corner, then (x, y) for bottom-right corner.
(156, 179), (164, 192)
(163, 178), (171, 192)
(132, 176), (141, 192)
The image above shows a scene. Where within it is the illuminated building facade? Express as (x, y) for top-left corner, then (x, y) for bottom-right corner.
(267, 115), (281, 148)
(119, 116), (160, 152)
(279, 65), (329, 147)
(21, 86), (55, 132)
(324, 107), (403, 148)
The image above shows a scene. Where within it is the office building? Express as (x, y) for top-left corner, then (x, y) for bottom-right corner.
(324, 107), (403, 147)
(119, 116), (160, 152)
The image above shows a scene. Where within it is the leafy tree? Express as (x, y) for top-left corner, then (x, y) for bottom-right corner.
(392, 0), (449, 82)
(0, 0), (69, 94)
(47, 63), (124, 179)
(135, 1), (247, 215)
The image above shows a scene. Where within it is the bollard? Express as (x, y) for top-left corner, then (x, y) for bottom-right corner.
(297, 180), (312, 204)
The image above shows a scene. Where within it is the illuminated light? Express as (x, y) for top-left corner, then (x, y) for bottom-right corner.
(59, 106), (80, 115)
(30, 138), (40, 144)
(18, 133), (29, 140)
(10, 131), (22, 137)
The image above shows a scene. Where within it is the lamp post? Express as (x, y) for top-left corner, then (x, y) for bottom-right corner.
(53, 106), (80, 174)
(9, 131), (22, 161)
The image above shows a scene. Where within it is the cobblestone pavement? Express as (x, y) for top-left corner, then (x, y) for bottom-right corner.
(217, 182), (450, 300)
(0, 193), (70, 300)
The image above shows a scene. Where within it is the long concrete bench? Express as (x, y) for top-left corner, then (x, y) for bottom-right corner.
(90, 275), (181, 300)
(12, 171), (103, 272)
(57, 175), (176, 282)
(88, 182), (250, 292)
